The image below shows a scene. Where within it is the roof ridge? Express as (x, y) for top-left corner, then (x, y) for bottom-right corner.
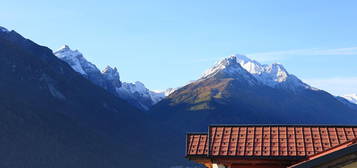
(186, 132), (208, 135)
(208, 124), (357, 127)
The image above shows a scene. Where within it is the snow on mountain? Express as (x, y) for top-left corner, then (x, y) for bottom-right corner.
(54, 45), (165, 110)
(54, 45), (111, 89)
(201, 54), (311, 90)
(54, 45), (97, 75)
(123, 82), (166, 105)
(117, 82), (165, 110)
(201, 56), (257, 85)
(102, 66), (120, 81)
(150, 91), (166, 104)
(341, 94), (357, 104)
(0, 26), (9, 32)
(236, 54), (311, 89)
(163, 88), (177, 96)
(150, 88), (177, 100)
(102, 66), (122, 89)
(235, 54), (264, 74)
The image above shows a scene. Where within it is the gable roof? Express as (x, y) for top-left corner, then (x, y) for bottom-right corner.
(186, 125), (357, 159)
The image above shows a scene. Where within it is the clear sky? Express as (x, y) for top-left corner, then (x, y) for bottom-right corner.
(1, 0), (357, 95)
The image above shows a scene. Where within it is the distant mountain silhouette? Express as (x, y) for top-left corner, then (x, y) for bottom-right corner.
(54, 45), (165, 111)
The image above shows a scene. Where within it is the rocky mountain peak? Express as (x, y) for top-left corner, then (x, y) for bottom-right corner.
(203, 54), (310, 90)
(102, 66), (120, 81)
(264, 63), (289, 83)
(54, 45), (97, 75)
(54, 45), (82, 58)
(54, 45), (164, 111)
(58, 44), (70, 50)
(235, 54), (264, 74)
(201, 55), (252, 80)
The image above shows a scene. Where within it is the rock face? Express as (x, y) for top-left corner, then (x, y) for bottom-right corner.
(54, 46), (164, 111)
(54, 45), (112, 88)
(0, 26), (163, 168)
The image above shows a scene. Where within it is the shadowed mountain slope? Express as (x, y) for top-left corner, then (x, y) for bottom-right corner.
(0, 26), (165, 168)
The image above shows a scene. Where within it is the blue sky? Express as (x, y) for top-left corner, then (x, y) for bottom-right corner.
(1, 0), (357, 95)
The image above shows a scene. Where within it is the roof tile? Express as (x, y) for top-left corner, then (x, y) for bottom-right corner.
(186, 125), (357, 157)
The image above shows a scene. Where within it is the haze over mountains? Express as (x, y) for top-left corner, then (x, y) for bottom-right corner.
(1, 25), (357, 168)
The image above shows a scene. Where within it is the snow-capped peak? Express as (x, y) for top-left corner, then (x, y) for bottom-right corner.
(236, 54), (309, 89)
(102, 66), (120, 81)
(57, 44), (70, 51)
(201, 54), (310, 90)
(54, 45), (93, 75)
(201, 55), (251, 79)
(234, 55), (289, 82)
(341, 94), (357, 104)
(101, 65), (121, 89)
(264, 63), (289, 83)
(235, 54), (265, 74)
(54, 45), (165, 110)
(54, 45), (81, 59)
(102, 65), (117, 72)
(232, 54), (310, 89)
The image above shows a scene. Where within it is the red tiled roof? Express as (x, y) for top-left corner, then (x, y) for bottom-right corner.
(186, 125), (357, 158)
(186, 133), (208, 156)
(288, 138), (357, 167)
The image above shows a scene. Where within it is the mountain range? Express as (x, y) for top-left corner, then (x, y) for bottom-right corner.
(150, 54), (357, 132)
(1, 25), (357, 168)
(53, 45), (357, 112)
(53, 45), (167, 111)
(0, 26), (174, 168)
